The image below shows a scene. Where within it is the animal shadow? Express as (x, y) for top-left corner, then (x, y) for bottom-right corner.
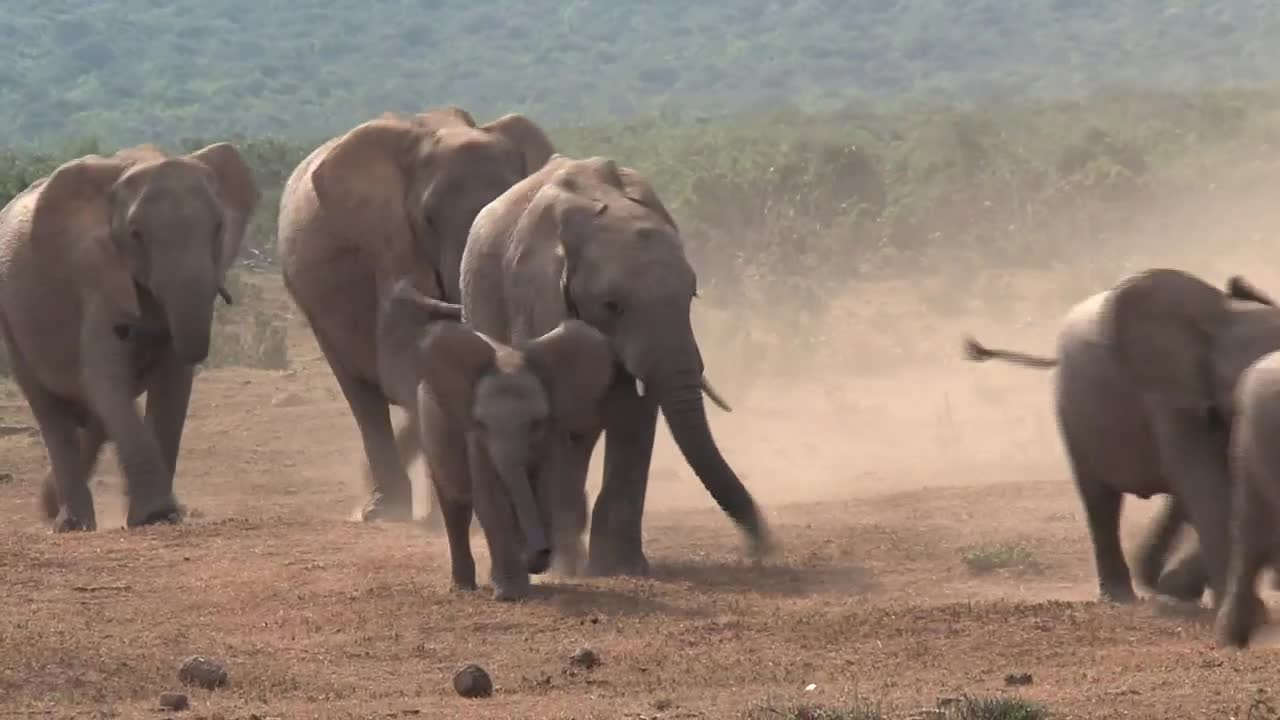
(531, 581), (698, 619)
(650, 557), (878, 598)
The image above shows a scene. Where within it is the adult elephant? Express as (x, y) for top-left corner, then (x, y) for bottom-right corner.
(0, 143), (259, 531)
(278, 107), (554, 523)
(964, 271), (1280, 605)
(459, 154), (773, 576)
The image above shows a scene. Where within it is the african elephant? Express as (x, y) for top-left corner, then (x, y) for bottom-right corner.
(964, 270), (1280, 605)
(458, 154), (773, 577)
(0, 143), (259, 531)
(277, 106), (554, 524)
(1215, 350), (1280, 648)
(385, 281), (616, 600)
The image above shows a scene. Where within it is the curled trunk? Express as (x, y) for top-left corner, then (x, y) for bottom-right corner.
(496, 463), (552, 575)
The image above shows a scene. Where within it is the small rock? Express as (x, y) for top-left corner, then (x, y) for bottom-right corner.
(1004, 672), (1034, 686)
(158, 692), (190, 711)
(178, 656), (228, 690)
(569, 647), (600, 670)
(270, 391), (306, 408)
(453, 664), (493, 698)
(0, 472), (14, 485)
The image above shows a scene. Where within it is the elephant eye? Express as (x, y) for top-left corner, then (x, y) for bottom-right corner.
(603, 300), (623, 317)
(130, 228), (144, 244)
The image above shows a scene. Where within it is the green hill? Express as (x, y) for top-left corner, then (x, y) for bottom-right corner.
(4, 1), (1280, 145)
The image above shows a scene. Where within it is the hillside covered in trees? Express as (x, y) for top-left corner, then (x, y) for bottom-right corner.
(3, 0), (1280, 145)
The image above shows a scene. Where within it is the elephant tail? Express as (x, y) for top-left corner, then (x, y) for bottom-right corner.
(962, 335), (1058, 369)
(1226, 275), (1278, 308)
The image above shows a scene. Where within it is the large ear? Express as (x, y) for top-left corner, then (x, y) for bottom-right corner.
(1105, 268), (1228, 408)
(30, 156), (141, 321)
(417, 321), (498, 425)
(187, 142), (261, 277)
(523, 319), (617, 433)
(484, 113), (555, 176)
(310, 118), (417, 267)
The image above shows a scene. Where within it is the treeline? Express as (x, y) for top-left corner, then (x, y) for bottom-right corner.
(3, 87), (1279, 371)
(5, 1), (1280, 145)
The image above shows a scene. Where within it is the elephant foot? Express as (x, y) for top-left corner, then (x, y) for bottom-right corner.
(357, 492), (414, 523)
(126, 496), (185, 528)
(551, 539), (586, 578)
(52, 507), (96, 533)
(586, 543), (651, 578)
(1216, 592), (1268, 649)
(450, 561), (477, 593)
(451, 578), (478, 593)
(1155, 564), (1208, 603)
(491, 572), (531, 602)
(1099, 582), (1137, 605)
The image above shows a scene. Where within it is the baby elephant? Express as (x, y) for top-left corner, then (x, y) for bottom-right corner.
(390, 283), (617, 601)
(1216, 350), (1280, 648)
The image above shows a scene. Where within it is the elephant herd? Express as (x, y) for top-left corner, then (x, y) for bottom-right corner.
(0, 107), (770, 605)
(965, 269), (1280, 649)
(1, 104), (1276, 650)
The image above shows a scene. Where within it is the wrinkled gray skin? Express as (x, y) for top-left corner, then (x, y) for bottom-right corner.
(0, 143), (259, 531)
(391, 282), (616, 600)
(1215, 351), (1280, 648)
(964, 270), (1280, 606)
(278, 107), (554, 526)
(459, 154), (773, 577)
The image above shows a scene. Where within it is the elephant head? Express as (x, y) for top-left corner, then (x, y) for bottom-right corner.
(1105, 268), (1280, 415)
(309, 107), (553, 301)
(32, 143), (259, 363)
(524, 155), (766, 550)
(413, 298), (616, 574)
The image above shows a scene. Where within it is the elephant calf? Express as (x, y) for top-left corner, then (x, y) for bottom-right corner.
(964, 270), (1280, 606)
(1216, 350), (1280, 648)
(388, 282), (616, 601)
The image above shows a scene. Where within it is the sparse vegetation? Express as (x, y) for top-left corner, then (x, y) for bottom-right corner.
(961, 542), (1043, 575)
(744, 699), (886, 720)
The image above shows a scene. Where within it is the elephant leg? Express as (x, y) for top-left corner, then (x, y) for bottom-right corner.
(1077, 481), (1137, 603)
(467, 438), (529, 601)
(1134, 496), (1184, 590)
(587, 381), (659, 577)
(1152, 411), (1232, 608)
(422, 418), (477, 591)
(360, 412), (444, 529)
(1216, 476), (1271, 648)
(24, 387), (97, 532)
(134, 350), (195, 523)
(321, 349), (413, 523)
(40, 420), (106, 524)
(540, 431), (599, 578)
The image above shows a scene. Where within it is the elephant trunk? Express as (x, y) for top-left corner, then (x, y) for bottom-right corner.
(158, 278), (216, 364)
(655, 365), (771, 557)
(495, 461), (552, 575)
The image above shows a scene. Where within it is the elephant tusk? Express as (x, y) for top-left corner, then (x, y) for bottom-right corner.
(217, 287), (234, 305)
(701, 375), (733, 413)
(635, 378), (646, 397)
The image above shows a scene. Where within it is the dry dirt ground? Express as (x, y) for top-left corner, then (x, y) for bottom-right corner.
(2, 274), (1280, 720)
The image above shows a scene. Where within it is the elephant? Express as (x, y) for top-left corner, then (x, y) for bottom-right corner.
(1215, 350), (1280, 648)
(277, 106), (555, 524)
(458, 153), (773, 577)
(963, 270), (1280, 605)
(0, 143), (259, 531)
(383, 280), (616, 600)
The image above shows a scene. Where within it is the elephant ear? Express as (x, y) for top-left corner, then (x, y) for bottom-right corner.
(417, 321), (499, 427)
(484, 113), (555, 176)
(187, 142), (261, 277)
(1105, 268), (1228, 409)
(523, 319), (617, 434)
(30, 156), (141, 322)
(310, 118), (417, 269)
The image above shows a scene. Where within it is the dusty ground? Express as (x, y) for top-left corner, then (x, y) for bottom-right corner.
(2, 273), (1279, 720)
